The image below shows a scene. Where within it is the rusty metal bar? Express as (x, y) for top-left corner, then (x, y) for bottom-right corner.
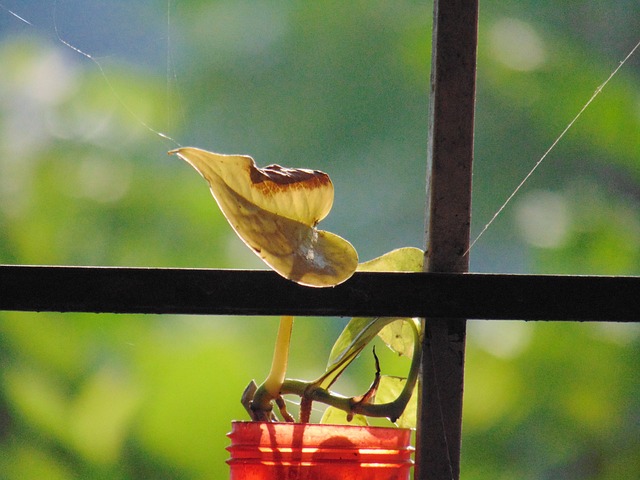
(417, 0), (479, 479)
(2, 265), (639, 321)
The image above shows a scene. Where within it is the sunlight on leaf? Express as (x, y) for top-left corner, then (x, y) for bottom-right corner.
(359, 248), (423, 357)
(320, 406), (368, 426)
(320, 317), (385, 390)
(374, 376), (417, 429)
(378, 318), (421, 358)
(170, 147), (358, 287)
(327, 317), (379, 369)
(319, 248), (424, 387)
(310, 247), (424, 420)
(357, 247), (424, 272)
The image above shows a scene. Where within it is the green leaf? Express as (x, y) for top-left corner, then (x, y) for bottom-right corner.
(378, 318), (421, 358)
(357, 248), (423, 357)
(309, 248), (424, 419)
(318, 248), (424, 388)
(326, 317), (379, 368)
(320, 406), (368, 426)
(374, 376), (418, 429)
(320, 317), (385, 389)
(357, 247), (424, 272)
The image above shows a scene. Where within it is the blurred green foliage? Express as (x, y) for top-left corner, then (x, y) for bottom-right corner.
(1, 1), (639, 479)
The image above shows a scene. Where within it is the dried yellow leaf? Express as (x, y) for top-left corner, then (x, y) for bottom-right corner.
(170, 147), (358, 287)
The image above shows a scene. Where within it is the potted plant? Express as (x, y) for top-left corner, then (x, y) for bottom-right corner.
(171, 147), (422, 479)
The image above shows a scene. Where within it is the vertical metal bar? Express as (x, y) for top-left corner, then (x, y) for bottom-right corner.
(416, 0), (478, 479)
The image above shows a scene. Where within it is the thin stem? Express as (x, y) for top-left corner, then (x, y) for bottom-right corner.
(250, 315), (294, 420)
(263, 315), (294, 397)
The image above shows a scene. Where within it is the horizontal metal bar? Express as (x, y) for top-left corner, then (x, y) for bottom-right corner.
(0, 265), (638, 321)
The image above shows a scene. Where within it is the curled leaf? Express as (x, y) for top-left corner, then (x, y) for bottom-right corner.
(170, 147), (358, 287)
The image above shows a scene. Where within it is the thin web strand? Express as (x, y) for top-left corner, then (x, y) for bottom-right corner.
(0, 3), (32, 25)
(52, 2), (181, 148)
(466, 38), (640, 257)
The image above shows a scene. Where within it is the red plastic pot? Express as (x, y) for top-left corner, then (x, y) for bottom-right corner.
(227, 421), (414, 480)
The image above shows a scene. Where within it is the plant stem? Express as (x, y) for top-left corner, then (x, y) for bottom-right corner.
(280, 318), (422, 422)
(263, 315), (294, 398)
